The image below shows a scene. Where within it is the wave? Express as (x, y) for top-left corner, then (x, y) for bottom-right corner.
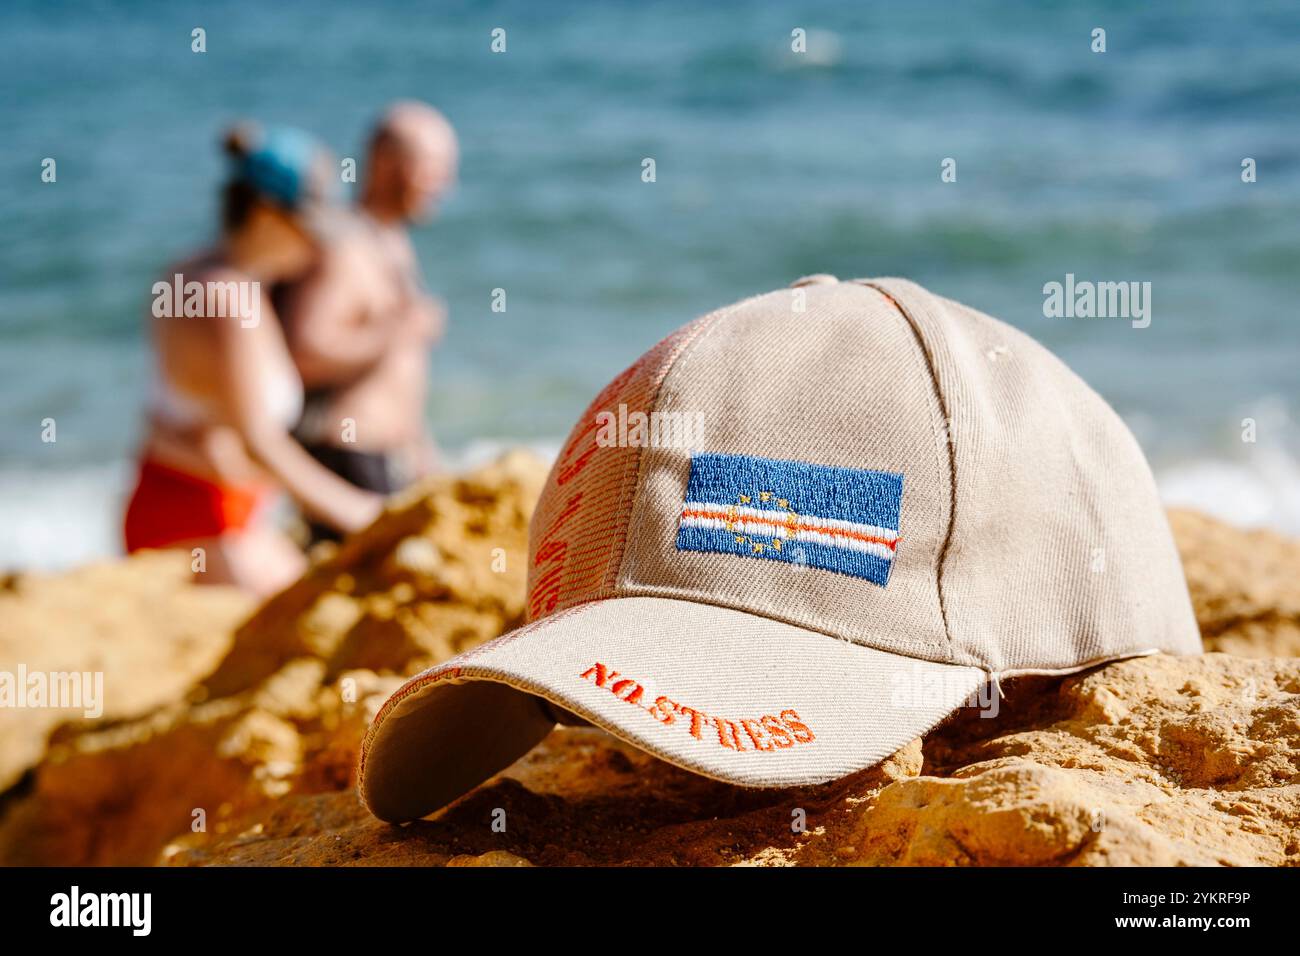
(1157, 448), (1300, 537)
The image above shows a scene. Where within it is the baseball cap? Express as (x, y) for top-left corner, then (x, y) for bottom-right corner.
(359, 275), (1201, 823)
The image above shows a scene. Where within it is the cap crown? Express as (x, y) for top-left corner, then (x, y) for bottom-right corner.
(527, 277), (1199, 674)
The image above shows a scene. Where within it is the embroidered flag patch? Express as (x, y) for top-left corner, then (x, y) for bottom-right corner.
(676, 452), (904, 586)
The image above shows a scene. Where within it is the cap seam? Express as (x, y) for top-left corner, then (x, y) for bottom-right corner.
(995, 647), (1162, 681)
(608, 290), (780, 593)
(854, 280), (961, 657)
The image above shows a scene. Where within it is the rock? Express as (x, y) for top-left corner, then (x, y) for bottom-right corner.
(1168, 508), (1300, 658)
(0, 552), (251, 793)
(199, 450), (545, 699)
(160, 653), (1299, 867)
(0, 453), (545, 866)
(852, 653), (1300, 866)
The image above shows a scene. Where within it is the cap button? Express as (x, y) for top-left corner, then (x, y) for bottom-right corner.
(789, 274), (839, 288)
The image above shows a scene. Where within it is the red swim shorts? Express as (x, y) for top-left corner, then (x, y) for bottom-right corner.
(124, 457), (269, 552)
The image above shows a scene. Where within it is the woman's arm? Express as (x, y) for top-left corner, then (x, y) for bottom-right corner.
(209, 305), (384, 534)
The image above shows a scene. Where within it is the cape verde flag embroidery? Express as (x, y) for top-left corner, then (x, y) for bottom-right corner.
(676, 452), (904, 586)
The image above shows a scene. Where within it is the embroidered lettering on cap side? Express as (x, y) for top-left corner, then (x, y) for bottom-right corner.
(675, 452), (903, 586)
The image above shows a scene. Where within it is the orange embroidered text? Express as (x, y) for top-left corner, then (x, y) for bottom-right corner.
(578, 662), (815, 753)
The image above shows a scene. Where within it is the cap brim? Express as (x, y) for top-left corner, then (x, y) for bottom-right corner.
(359, 597), (987, 823)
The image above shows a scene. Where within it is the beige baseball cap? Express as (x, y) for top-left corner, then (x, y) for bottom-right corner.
(359, 276), (1200, 823)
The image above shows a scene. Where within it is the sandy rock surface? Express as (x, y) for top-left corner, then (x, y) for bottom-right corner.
(0, 452), (540, 866)
(161, 653), (1299, 867)
(1168, 508), (1300, 658)
(0, 553), (251, 793)
(1, 455), (1297, 866)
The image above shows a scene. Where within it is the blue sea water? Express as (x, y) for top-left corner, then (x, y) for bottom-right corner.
(1, 0), (1298, 567)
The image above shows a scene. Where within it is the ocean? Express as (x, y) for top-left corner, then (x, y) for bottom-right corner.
(2, 0), (1298, 569)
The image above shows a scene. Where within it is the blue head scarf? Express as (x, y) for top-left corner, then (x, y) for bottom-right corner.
(231, 126), (329, 210)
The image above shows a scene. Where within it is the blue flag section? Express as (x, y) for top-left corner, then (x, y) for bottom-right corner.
(676, 452), (904, 586)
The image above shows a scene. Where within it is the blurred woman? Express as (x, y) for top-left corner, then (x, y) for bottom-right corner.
(124, 125), (383, 595)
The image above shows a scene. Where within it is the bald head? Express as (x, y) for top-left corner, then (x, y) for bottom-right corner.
(364, 101), (459, 223)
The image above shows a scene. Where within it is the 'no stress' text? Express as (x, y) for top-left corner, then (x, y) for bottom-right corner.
(578, 662), (815, 753)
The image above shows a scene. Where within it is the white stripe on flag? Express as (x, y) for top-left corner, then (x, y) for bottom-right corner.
(679, 514), (897, 561)
(680, 502), (899, 543)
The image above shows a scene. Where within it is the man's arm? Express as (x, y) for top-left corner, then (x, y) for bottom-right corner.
(280, 239), (397, 387)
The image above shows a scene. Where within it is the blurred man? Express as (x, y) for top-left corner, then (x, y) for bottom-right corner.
(278, 101), (458, 540)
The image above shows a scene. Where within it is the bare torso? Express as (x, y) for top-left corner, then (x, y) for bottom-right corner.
(285, 212), (441, 458)
(145, 254), (303, 486)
